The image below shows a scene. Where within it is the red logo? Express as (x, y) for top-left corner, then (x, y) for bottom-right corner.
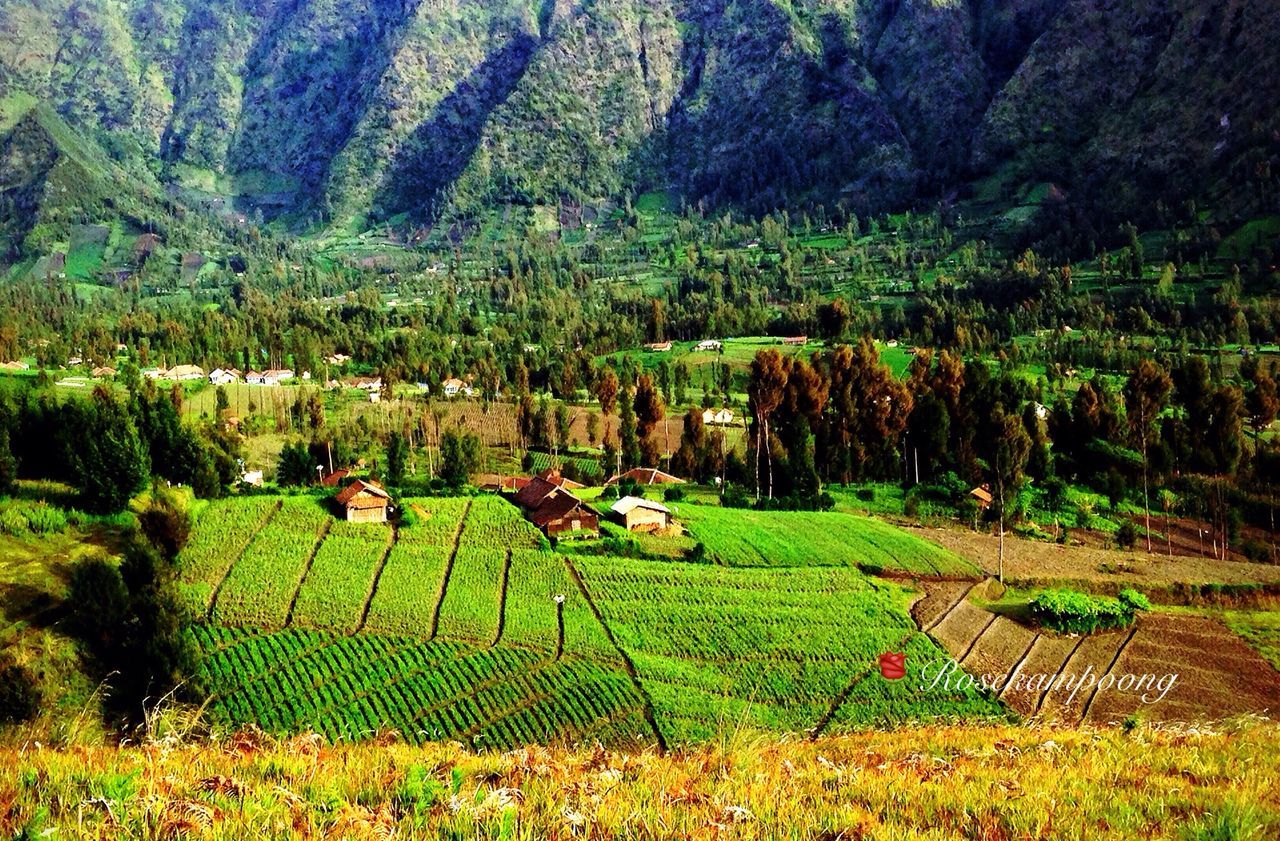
(879, 652), (907, 680)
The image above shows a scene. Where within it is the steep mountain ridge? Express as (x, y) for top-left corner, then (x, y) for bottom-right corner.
(1, 0), (1277, 233)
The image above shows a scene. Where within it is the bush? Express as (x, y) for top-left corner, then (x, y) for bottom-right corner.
(0, 509), (27, 536)
(0, 503), (69, 536)
(1239, 538), (1274, 563)
(0, 658), (38, 723)
(1116, 521), (1138, 550)
(856, 488), (875, 502)
(138, 497), (191, 562)
(1030, 588), (1147, 635)
(1118, 589), (1152, 611)
(721, 486), (750, 508)
(903, 492), (920, 519)
(22, 503), (68, 535)
(663, 486), (685, 503)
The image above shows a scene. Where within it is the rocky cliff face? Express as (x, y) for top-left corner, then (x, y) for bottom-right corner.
(1, 0), (1277, 226)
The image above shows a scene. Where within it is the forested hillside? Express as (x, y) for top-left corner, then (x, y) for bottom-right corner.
(2, 0), (1278, 240)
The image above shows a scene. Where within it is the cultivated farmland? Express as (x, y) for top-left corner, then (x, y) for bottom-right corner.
(178, 494), (1007, 748)
(677, 503), (980, 576)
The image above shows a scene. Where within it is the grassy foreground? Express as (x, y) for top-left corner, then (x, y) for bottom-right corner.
(4, 722), (1279, 839)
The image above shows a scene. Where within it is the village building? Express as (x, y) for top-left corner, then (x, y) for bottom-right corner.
(441, 377), (474, 397)
(92, 366), (117, 378)
(208, 368), (239, 385)
(695, 340), (723, 352)
(514, 476), (598, 537)
(142, 367), (164, 380)
(607, 467), (687, 486)
(702, 408), (735, 426)
(240, 470), (264, 488)
(644, 341), (673, 352)
(350, 377), (382, 392)
(611, 496), (672, 533)
(165, 365), (205, 381)
(335, 479), (392, 524)
(781, 336), (807, 346)
(969, 485), (994, 510)
(321, 468), (351, 488)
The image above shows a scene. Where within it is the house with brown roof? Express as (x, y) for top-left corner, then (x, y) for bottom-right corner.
(335, 479), (392, 523)
(514, 477), (598, 537)
(969, 485), (994, 510)
(606, 467), (686, 486)
(644, 341), (673, 352)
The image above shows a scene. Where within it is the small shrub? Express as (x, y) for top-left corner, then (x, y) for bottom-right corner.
(856, 488), (875, 502)
(663, 486), (685, 503)
(1030, 588), (1147, 635)
(0, 509), (28, 536)
(1239, 538), (1273, 563)
(903, 492), (920, 519)
(1118, 589), (1152, 611)
(0, 658), (39, 723)
(1115, 521), (1138, 549)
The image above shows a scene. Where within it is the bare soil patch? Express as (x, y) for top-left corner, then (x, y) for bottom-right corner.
(961, 616), (1037, 682)
(909, 581), (971, 630)
(930, 600), (995, 661)
(918, 527), (1280, 590)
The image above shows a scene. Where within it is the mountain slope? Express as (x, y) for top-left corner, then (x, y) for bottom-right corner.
(1, 0), (1277, 231)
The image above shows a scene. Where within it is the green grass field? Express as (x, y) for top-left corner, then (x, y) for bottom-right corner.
(677, 502), (981, 577)
(177, 494), (1001, 748)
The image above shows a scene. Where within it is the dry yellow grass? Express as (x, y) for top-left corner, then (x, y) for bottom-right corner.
(2, 721), (1278, 839)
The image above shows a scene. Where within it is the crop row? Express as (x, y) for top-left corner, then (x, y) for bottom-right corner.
(178, 498), (280, 610)
(212, 499), (331, 628)
(525, 450), (603, 480)
(459, 496), (547, 549)
(362, 542), (452, 637)
(503, 551), (621, 662)
(400, 497), (470, 545)
(193, 625), (643, 748)
(678, 503), (978, 576)
(435, 546), (506, 644)
(290, 523), (393, 633)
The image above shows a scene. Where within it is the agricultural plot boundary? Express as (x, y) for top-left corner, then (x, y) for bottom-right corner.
(923, 584), (1280, 725)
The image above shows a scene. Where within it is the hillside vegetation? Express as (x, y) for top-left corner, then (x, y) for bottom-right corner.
(2, 0), (1277, 232)
(2, 722), (1278, 838)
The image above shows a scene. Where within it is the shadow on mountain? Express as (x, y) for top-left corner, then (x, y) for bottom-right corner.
(223, 0), (428, 205)
(374, 27), (544, 222)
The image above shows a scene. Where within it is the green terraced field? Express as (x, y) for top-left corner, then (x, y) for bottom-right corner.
(178, 494), (1001, 749)
(572, 556), (1002, 745)
(678, 502), (980, 577)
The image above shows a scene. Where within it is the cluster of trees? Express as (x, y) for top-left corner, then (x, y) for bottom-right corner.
(0, 372), (238, 513)
(743, 339), (1280, 551)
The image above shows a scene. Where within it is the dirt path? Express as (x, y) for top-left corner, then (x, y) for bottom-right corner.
(918, 527), (1280, 589)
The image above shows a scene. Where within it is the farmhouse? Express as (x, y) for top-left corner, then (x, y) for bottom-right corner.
(1, 361), (29, 371)
(266, 368), (295, 383)
(781, 336), (808, 346)
(165, 365), (205, 381)
(644, 341), (673, 352)
(969, 485), (994, 510)
(611, 496), (672, 532)
(695, 340), (722, 352)
(514, 477), (598, 537)
(335, 479), (392, 524)
(208, 368), (239, 385)
(702, 408), (735, 426)
(321, 468), (351, 488)
(441, 377), (475, 398)
(92, 366), (116, 378)
(607, 467), (687, 486)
